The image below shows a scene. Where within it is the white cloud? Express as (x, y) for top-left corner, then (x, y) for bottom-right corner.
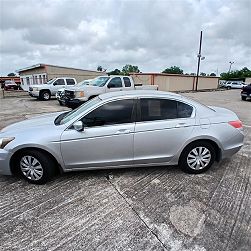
(0, 0), (250, 75)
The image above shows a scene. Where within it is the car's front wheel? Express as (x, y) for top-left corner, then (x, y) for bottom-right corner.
(241, 96), (247, 101)
(40, 90), (51, 101)
(179, 141), (216, 174)
(17, 150), (56, 184)
(227, 86), (231, 90)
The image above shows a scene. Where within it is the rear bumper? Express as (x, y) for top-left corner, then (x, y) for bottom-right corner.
(221, 130), (244, 159)
(241, 92), (251, 97)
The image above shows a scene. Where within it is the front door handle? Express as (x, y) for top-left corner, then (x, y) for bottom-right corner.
(175, 123), (187, 128)
(115, 129), (132, 134)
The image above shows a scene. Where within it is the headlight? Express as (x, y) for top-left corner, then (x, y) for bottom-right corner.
(32, 87), (39, 91)
(75, 91), (85, 98)
(0, 137), (15, 149)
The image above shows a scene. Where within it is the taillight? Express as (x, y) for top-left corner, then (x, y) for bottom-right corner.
(228, 120), (243, 129)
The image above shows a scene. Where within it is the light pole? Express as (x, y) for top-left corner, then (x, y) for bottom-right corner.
(228, 61), (234, 73)
(195, 31), (205, 91)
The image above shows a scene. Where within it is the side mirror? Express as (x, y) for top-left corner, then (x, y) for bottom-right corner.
(73, 121), (84, 131)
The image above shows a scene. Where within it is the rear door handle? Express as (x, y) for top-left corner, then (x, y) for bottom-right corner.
(115, 129), (132, 134)
(175, 123), (187, 128)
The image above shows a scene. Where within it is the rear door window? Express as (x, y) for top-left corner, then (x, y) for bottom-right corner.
(140, 98), (177, 121)
(123, 77), (132, 87)
(66, 79), (75, 85)
(139, 98), (193, 121)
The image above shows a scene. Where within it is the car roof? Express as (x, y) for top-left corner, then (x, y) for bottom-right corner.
(99, 90), (182, 100)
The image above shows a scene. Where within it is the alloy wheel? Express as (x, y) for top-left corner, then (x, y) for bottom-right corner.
(20, 155), (43, 181)
(187, 147), (211, 170)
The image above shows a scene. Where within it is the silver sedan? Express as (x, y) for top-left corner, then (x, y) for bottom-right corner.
(0, 90), (244, 184)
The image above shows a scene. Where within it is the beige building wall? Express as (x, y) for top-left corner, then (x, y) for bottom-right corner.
(46, 65), (105, 83)
(245, 77), (251, 83)
(131, 74), (219, 92)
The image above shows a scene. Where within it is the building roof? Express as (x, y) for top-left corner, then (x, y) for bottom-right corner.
(17, 63), (104, 74)
(130, 72), (220, 79)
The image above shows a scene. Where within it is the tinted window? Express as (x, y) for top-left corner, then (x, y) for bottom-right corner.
(54, 79), (65, 85)
(108, 77), (122, 88)
(140, 98), (177, 121)
(66, 79), (75, 85)
(140, 98), (193, 121)
(123, 77), (131, 87)
(81, 99), (134, 127)
(177, 102), (193, 118)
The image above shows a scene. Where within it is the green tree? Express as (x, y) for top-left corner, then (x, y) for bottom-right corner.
(162, 66), (183, 74)
(220, 67), (251, 80)
(97, 66), (103, 71)
(121, 64), (140, 75)
(108, 69), (121, 75)
(7, 72), (16, 76)
(200, 72), (206, 76)
(210, 73), (216, 76)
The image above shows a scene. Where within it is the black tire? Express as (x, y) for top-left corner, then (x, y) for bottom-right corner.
(179, 141), (216, 174)
(39, 90), (51, 101)
(58, 100), (63, 106)
(241, 96), (247, 101)
(227, 86), (231, 90)
(16, 150), (56, 184)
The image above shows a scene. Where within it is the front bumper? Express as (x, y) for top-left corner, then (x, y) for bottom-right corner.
(0, 149), (12, 175)
(29, 91), (39, 97)
(65, 98), (87, 108)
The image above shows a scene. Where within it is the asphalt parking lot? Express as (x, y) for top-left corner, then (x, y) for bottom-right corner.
(0, 89), (250, 251)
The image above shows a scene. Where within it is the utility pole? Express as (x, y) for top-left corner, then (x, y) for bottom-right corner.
(195, 31), (203, 91)
(228, 61), (234, 73)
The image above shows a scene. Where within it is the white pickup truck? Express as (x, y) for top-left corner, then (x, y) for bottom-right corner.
(28, 77), (77, 100)
(63, 75), (158, 108)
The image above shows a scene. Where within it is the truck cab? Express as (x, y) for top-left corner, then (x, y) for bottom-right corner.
(64, 75), (158, 108)
(28, 77), (77, 100)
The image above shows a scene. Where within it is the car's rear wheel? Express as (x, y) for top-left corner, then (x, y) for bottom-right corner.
(241, 96), (247, 101)
(179, 141), (216, 174)
(40, 90), (51, 101)
(227, 86), (231, 90)
(17, 150), (56, 184)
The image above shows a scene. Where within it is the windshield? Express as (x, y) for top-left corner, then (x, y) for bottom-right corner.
(77, 80), (92, 86)
(92, 77), (110, 87)
(46, 79), (55, 85)
(58, 97), (101, 125)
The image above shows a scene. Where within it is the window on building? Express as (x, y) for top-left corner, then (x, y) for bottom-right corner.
(123, 77), (132, 87)
(26, 77), (30, 85)
(81, 99), (134, 127)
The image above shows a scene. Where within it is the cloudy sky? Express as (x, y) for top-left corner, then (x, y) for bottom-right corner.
(0, 0), (250, 76)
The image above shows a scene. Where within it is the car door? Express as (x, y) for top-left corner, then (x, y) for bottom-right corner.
(106, 77), (123, 92)
(51, 79), (65, 94)
(60, 99), (136, 170)
(134, 98), (196, 165)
